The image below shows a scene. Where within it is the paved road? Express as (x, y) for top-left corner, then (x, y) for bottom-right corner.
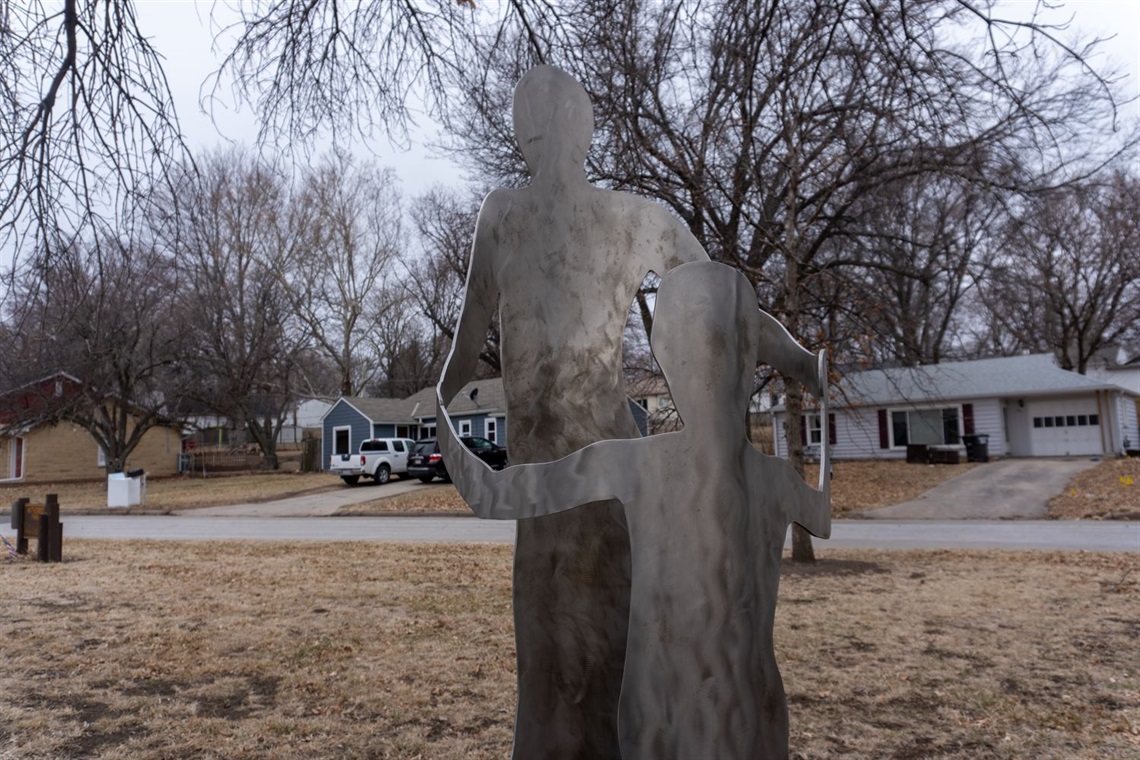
(858, 458), (1104, 519)
(56, 515), (1140, 552)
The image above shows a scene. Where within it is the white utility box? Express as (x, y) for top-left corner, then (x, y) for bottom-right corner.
(107, 472), (146, 508)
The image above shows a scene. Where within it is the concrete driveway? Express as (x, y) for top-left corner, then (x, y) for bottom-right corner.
(857, 457), (1103, 520)
(177, 478), (446, 517)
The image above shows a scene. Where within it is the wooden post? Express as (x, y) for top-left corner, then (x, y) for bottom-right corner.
(45, 494), (61, 562)
(36, 513), (50, 562)
(13, 498), (29, 555)
(51, 521), (63, 562)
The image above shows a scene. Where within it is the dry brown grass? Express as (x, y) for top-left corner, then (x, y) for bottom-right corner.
(1048, 457), (1140, 519)
(337, 484), (470, 515)
(2, 542), (1136, 759)
(0, 473), (340, 514)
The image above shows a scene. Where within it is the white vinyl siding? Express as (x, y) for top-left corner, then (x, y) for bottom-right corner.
(1116, 393), (1139, 451)
(773, 398), (1008, 460)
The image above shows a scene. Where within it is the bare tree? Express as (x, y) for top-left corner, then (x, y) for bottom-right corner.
(446, 0), (1134, 560)
(1, 0), (192, 287)
(282, 154), (404, 396)
(165, 149), (305, 470)
(406, 187), (501, 375)
(2, 237), (186, 473)
(368, 296), (450, 398)
(979, 168), (1140, 373)
(835, 176), (1006, 366)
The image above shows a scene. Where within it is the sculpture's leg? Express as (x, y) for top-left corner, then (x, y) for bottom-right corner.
(511, 499), (631, 760)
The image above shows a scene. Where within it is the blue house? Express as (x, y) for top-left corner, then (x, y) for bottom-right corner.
(320, 397), (419, 470)
(320, 376), (649, 470)
(402, 377), (510, 447)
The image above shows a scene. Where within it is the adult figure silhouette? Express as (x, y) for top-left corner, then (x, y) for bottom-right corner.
(438, 65), (820, 759)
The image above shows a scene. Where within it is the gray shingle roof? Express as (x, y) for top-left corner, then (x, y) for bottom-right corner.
(330, 378), (507, 424)
(404, 377), (506, 418)
(834, 353), (1131, 408)
(340, 397), (417, 423)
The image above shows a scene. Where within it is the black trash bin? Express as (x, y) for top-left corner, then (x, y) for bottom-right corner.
(963, 434), (990, 463)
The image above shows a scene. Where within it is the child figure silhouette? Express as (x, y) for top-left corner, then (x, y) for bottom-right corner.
(438, 260), (830, 760)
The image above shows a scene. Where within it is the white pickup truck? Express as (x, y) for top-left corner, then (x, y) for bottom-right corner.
(328, 438), (417, 486)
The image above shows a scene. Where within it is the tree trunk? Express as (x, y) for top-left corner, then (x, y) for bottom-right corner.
(784, 378), (816, 563)
(783, 237), (816, 563)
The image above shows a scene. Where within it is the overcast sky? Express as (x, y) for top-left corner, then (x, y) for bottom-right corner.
(135, 0), (1140, 198)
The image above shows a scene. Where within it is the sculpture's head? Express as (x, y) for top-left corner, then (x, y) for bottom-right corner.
(652, 262), (760, 425)
(512, 65), (593, 179)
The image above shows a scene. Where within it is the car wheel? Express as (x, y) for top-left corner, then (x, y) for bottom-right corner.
(341, 475), (360, 486)
(418, 476), (435, 484)
(375, 464), (391, 485)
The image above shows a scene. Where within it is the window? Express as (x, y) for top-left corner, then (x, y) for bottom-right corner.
(657, 396), (668, 410)
(392, 440), (405, 453)
(806, 414), (823, 445)
(333, 427), (351, 456)
(890, 407), (961, 447)
(1089, 414), (1099, 425)
(421, 424), (436, 439)
(486, 418), (497, 444)
(1066, 416), (1076, 427)
(1044, 417), (1054, 428)
(1034, 417), (1043, 428)
(361, 440), (389, 452)
(459, 419), (472, 436)
(1078, 415), (1088, 426)
(97, 446), (106, 467)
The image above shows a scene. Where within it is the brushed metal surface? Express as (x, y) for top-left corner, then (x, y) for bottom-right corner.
(441, 261), (829, 759)
(437, 64), (830, 760)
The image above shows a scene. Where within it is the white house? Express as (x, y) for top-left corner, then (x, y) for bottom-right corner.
(1088, 345), (1140, 397)
(771, 354), (1140, 460)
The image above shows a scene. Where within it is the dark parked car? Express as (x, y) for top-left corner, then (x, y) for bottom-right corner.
(407, 436), (508, 483)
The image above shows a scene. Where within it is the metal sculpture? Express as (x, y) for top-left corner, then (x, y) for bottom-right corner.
(437, 64), (829, 759)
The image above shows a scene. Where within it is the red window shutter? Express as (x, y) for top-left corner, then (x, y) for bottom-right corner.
(962, 403), (975, 436)
(800, 416), (807, 446)
(878, 409), (889, 448)
(828, 413), (837, 446)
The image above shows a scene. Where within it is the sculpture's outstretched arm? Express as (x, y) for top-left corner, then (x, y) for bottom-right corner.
(757, 312), (823, 398)
(439, 195), (501, 406)
(638, 203), (709, 278)
(438, 392), (638, 520)
(755, 450), (832, 540)
(757, 316), (831, 496)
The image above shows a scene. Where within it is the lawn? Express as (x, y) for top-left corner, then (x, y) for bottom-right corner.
(0, 473), (340, 514)
(1049, 457), (1140, 519)
(1, 542), (1136, 758)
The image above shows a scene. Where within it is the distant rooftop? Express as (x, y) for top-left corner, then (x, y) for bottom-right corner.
(831, 353), (1133, 408)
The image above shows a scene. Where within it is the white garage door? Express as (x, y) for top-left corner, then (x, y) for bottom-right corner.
(1027, 398), (1103, 456)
